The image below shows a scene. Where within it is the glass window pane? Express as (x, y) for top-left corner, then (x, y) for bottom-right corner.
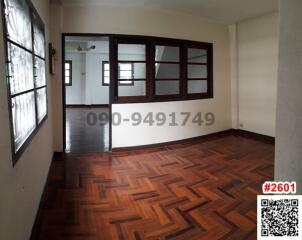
(104, 76), (109, 84)
(118, 44), (145, 61)
(119, 63), (132, 71)
(155, 63), (179, 79)
(4, 0), (32, 50)
(118, 81), (146, 96)
(188, 80), (208, 94)
(8, 43), (34, 95)
(11, 91), (36, 151)
(155, 46), (179, 62)
(120, 71), (132, 79)
(37, 87), (47, 122)
(118, 63), (145, 79)
(188, 48), (207, 63)
(188, 64), (207, 79)
(104, 63), (109, 71)
(34, 58), (46, 87)
(65, 70), (70, 77)
(119, 80), (133, 85)
(65, 63), (70, 70)
(155, 80), (179, 95)
(33, 14), (45, 58)
(65, 76), (70, 84)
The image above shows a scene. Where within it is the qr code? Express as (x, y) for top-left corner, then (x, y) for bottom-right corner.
(258, 195), (302, 239)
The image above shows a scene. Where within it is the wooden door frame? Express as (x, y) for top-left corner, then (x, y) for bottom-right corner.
(61, 33), (112, 152)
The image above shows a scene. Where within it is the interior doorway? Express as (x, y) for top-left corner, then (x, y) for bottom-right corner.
(63, 35), (110, 153)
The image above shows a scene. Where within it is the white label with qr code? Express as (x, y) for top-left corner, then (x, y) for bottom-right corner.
(258, 195), (302, 239)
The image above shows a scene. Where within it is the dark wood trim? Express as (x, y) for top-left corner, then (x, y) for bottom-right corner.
(185, 42), (213, 99)
(109, 36), (115, 150)
(64, 60), (72, 86)
(62, 33), (210, 46)
(232, 129), (275, 144)
(117, 95), (147, 103)
(66, 104), (109, 108)
(62, 34), (112, 153)
(103, 60), (135, 86)
(153, 94), (182, 101)
(118, 60), (146, 63)
(62, 35), (66, 151)
(114, 38), (149, 98)
(29, 152), (65, 240)
(152, 40), (182, 98)
(62, 33), (213, 104)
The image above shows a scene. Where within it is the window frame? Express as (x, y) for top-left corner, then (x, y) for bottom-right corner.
(102, 61), (134, 86)
(152, 39), (183, 100)
(64, 60), (72, 86)
(113, 37), (150, 103)
(111, 36), (213, 103)
(1, 0), (48, 165)
(185, 42), (213, 99)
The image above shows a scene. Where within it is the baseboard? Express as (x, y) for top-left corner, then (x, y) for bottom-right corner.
(112, 129), (275, 152)
(66, 104), (109, 108)
(30, 151), (64, 240)
(232, 129), (275, 144)
(112, 129), (234, 152)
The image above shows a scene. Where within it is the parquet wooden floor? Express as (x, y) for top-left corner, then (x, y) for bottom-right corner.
(32, 133), (274, 240)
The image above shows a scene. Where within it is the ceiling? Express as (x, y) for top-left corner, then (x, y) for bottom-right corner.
(62, 0), (278, 25)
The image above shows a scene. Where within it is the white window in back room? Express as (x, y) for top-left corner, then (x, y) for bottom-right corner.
(102, 62), (134, 86)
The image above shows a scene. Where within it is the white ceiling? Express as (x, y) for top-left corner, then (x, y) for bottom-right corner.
(63, 0), (278, 25)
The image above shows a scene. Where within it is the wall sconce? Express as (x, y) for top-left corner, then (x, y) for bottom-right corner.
(48, 43), (56, 75)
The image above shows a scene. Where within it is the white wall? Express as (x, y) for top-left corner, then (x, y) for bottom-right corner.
(66, 53), (86, 104)
(85, 52), (109, 104)
(236, 13), (279, 136)
(47, 3), (232, 150)
(275, 0), (302, 194)
(229, 24), (239, 129)
(0, 1), (54, 240)
(65, 51), (110, 105)
(66, 40), (110, 105)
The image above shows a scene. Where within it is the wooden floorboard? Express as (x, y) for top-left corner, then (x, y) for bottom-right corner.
(31, 134), (274, 240)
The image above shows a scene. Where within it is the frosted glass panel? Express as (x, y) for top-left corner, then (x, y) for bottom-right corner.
(34, 57), (46, 87)
(118, 63), (146, 79)
(118, 81), (146, 96)
(11, 91), (36, 151)
(33, 15), (45, 58)
(155, 63), (179, 79)
(4, 0), (32, 49)
(8, 43), (34, 95)
(37, 87), (47, 122)
(188, 80), (208, 94)
(188, 48), (207, 63)
(155, 46), (179, 62)
(156, 80), (179, 95)
(188, 65), (207, 78)
(118, 44), (145, 61)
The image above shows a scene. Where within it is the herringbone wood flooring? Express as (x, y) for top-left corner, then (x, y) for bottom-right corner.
(32, 133), (274, 240)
